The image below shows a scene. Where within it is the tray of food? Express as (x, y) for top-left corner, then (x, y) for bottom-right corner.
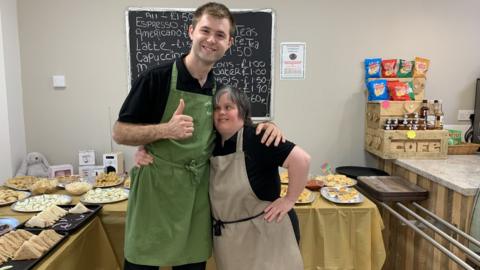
(0, 190), (31, 207)
(29, 179), (58, 195)
(320, 187), (364, 204)
(0, 217), (20, 237)
(20, 203), (101, 233)
(93, 172), (125, 188)
(0, 229), (67, 270)
(64, 182), (92, 196)
(56, 175), (82, 188)
(80, 188), (129, 204)
(123, 176), (131, 189)
(279, 171), (289, 184)
(4, 176), (38, 191)
(11, 194), (72, 213)
(280, 186), (316, 204)
(315, 174), (357, 188)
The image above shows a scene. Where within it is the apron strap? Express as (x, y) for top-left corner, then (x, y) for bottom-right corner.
(213, 211), (264, 236)
(236, 127), (244, 152)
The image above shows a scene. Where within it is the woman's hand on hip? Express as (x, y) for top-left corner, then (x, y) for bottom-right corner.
(263, 197), (295, 223)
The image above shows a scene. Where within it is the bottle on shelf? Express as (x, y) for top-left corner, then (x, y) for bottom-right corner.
(420, 99), (429, 120)
(434, 100), (444, 130)
(426, 100), (436, 130)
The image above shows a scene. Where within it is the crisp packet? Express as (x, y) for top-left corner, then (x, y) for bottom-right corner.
(388, 81), (412, 101)
(381, 59), (397, 78)
(364, 58), (382, 79)
(398, 60), (414, 78)
(367, 79), (389, 101)
(413, 57), (430, 78)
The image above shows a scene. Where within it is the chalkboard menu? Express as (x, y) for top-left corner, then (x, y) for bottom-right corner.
(126, 8), (274, 119)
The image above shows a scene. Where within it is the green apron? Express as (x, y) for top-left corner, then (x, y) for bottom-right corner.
(125, 62), (215, 266)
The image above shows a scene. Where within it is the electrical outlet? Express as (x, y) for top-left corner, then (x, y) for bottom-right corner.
(457, 110), (474, 121)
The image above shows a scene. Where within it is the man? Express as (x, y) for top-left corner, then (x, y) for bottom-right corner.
(113, 3), (283, 270)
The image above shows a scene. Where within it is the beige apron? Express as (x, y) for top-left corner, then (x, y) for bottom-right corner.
(209, 128), (303, 270)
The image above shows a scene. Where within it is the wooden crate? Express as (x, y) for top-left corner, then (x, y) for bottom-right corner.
(366, 101), (423, 129)
(368, 77), (426, 101)
(365, 128), (448, 159)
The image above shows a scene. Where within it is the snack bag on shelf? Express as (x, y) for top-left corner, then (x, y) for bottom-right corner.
(398, 59), (414, 78)
(381, 59), (397, 78)
(388, 80), (413, 101)
(367, 79), (389, 101)
(364, 58), (382, 79)
(413, 57), (430, 78)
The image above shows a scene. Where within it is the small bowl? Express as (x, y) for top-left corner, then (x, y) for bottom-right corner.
(306, 179), (325, 191)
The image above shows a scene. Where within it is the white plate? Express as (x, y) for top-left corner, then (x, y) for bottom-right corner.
(320, 187), (364, 204)
(0, 191), (31, 206)
(0, 217), (20, 236)
(4, 182), (31, 191)
(80, 188), (129, 204)
(323, 178), (357, 188)
(11, 194), (72, 212)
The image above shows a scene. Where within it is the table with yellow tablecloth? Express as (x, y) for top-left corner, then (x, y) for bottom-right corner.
(0, 190), (385, 270)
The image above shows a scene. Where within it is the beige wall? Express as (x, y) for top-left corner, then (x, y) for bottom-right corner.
(16, 0), (480, 173)
(0, 0), (26, 182)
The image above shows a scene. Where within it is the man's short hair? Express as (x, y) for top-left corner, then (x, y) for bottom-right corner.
(192, 2), (236, 37)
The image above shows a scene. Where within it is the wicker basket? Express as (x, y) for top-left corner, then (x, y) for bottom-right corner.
(448, 143), (480, 155)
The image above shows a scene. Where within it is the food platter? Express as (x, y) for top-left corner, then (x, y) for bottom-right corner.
(316, 174), (357, 188)
(280, 186), (316, 204)
(80, 188), (129, 204)
(0, 190), (31, 206)
(56, 175), (82, 188)
(320, 187), (364, 204)
(0, 229), (68, 269)
(93, 173), (125, 188)
(4, 176), (38, 191)
(11, 194), (72, 212)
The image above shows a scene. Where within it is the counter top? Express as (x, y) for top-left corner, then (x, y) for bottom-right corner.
(395, 154), (480, 196)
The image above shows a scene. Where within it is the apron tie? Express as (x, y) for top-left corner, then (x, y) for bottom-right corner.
(152, 155), (207, 185)
(212, 212), (264, 236)
(184, 159), (207, 184)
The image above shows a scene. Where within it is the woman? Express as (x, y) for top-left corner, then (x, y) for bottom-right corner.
(210, 86), (310, 270)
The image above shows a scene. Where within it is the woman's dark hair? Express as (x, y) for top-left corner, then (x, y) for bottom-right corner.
(213, 86), (253, 126)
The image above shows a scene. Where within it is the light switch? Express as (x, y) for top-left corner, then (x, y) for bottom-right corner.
(52, 75), (66, 88)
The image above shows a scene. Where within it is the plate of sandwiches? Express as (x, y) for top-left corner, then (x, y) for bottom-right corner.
(0, 228), (67, 268)
(22, 203), (102, 233)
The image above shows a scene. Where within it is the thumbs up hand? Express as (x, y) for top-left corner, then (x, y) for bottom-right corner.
(167, 99), (194, 140)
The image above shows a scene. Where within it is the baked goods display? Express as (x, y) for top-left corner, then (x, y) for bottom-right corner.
(280, 186), (315, 204)
(0, 229), (63, 263)
(315, 174), (356, 188)
(64, 182), (92, 195)
(56, 175), (81, 187)
(11, 194), (72, 212)
(320, 187), (364, 204)
(0, 190), (30, 206)
(29, 179), (58, 195)
(81, 188), (129, 204)
(4, 176), (38, 191)
(25, 205), (68, 228)
(94, 172), (123, 188)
